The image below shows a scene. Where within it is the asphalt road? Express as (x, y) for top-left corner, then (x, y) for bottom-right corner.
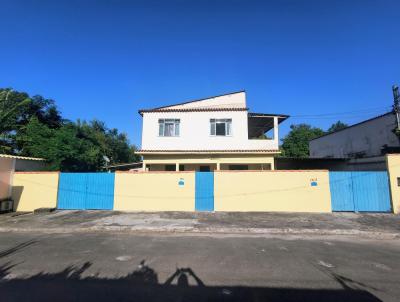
(0, 232), (399, 302)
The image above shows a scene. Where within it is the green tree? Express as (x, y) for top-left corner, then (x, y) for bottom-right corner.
(1, 87), (139, 171)
(0, 88), (63, 153)
(19, 117), (139, 171)
(327, 121), (348, 133)
(0, 89), (31, 152)
(280, 124), (324, 158)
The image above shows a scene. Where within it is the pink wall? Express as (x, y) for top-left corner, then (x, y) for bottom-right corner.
(0, 158), (15, 200)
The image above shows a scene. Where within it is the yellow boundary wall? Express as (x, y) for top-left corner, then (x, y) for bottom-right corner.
(11, 172), (59, 211)
(9, 170), (332, 213)
(114, 172), (195, 211)
(214, 170), (332, 212)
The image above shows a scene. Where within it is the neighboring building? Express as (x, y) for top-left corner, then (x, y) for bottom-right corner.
(309, 112), (400, 170)
(0, 154), (45, 201)
(137, 91), (289, 171)
(309, 112), (399, 159)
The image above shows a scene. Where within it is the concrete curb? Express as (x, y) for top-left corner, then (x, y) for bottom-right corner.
(0, 226), (398, 239)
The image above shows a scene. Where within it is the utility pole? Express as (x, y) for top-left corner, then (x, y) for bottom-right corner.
(393, 85), (400, 130)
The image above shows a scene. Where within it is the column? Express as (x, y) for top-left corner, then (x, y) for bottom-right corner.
(142, 162), (147, 172)
(216, 162), (221, 171)
(273, 117), (279, 142)
(176, 163), (180, 171)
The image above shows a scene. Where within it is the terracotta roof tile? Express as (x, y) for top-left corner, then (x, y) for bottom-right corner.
(137, 149), (280, 154)
(139, 108), (248, 115)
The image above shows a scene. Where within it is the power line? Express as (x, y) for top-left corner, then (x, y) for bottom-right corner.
(289, 106), (391, 118)
(290, 110), (391, 120)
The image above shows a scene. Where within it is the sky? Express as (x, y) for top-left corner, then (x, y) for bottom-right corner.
(1, 0), (399, 147)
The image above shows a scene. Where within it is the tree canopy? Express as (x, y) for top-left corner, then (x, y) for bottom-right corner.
(0, 88), (139, 171)
(280, 121), (348, 158)
(280, 124), (325, 158)
(327, 120), (348, 133)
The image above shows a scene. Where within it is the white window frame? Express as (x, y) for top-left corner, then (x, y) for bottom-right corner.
(210, 119), (232, 136)
(158, 119), (180, 137)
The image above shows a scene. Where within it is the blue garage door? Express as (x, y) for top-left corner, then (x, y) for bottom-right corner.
(58, 173), (115, 210)
(195, 172), (214, 211)
(329, 171), (391, 212)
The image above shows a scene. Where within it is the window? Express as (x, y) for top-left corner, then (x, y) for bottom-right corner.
(229, 165), (249, 170)
(165, 165), (176, 171)
(210, 119), (232, 136)
(159, 119), (180, 136)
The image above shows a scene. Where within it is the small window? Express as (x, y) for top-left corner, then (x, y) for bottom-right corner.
(210, 119), (232, 136)
(159, 119), (180, 136)
(229, 165), (249, 170)
(165, 165), (176, 171)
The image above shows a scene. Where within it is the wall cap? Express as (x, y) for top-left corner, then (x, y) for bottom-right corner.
(14, 171), (60, 174)
(214, 170), (329, 173)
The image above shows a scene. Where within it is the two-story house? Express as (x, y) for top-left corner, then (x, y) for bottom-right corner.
(137, 91), (289, 171)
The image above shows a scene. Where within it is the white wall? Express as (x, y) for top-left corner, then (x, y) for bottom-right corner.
(167, 91), (246, 109)
(141, 111), (278, 150)
(309, 113), (400, 158)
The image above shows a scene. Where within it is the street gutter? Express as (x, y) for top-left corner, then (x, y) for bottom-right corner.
(0, 226), (398, 240)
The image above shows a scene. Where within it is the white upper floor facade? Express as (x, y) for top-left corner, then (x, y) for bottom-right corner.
(138, 91), (288, 153)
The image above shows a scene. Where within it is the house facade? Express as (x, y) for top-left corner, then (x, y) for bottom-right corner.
(137, 91), (289, 171)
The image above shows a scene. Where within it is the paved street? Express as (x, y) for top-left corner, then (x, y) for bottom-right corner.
(0, 231), (399, 301)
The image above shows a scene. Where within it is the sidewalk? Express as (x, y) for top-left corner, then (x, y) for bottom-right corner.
(0, 210), (399, 238)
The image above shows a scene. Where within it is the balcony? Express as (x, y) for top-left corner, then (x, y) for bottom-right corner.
(247, 113), (289, 150)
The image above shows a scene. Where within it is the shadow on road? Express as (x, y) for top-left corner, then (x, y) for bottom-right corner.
(0, 259), (382, 302)
(0, 240), (383, 302)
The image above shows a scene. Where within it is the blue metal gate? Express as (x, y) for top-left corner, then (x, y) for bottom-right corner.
(329, 171), (391, 212)
(58, 173), (115, 210)
(329, 172), (355, 211)
(195, 172), (214, 211)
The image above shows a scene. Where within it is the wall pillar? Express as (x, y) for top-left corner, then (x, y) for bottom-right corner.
(273, 116), (279, 141)
(216, 162), (221, 171)
(176, 163), (180, 171)
(386, 154), (400, 213)
(142, 162), (147, 172)
(8, 158), (16, 197)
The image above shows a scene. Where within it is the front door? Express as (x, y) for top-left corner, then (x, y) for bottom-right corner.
(195, 172), (214, 211)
